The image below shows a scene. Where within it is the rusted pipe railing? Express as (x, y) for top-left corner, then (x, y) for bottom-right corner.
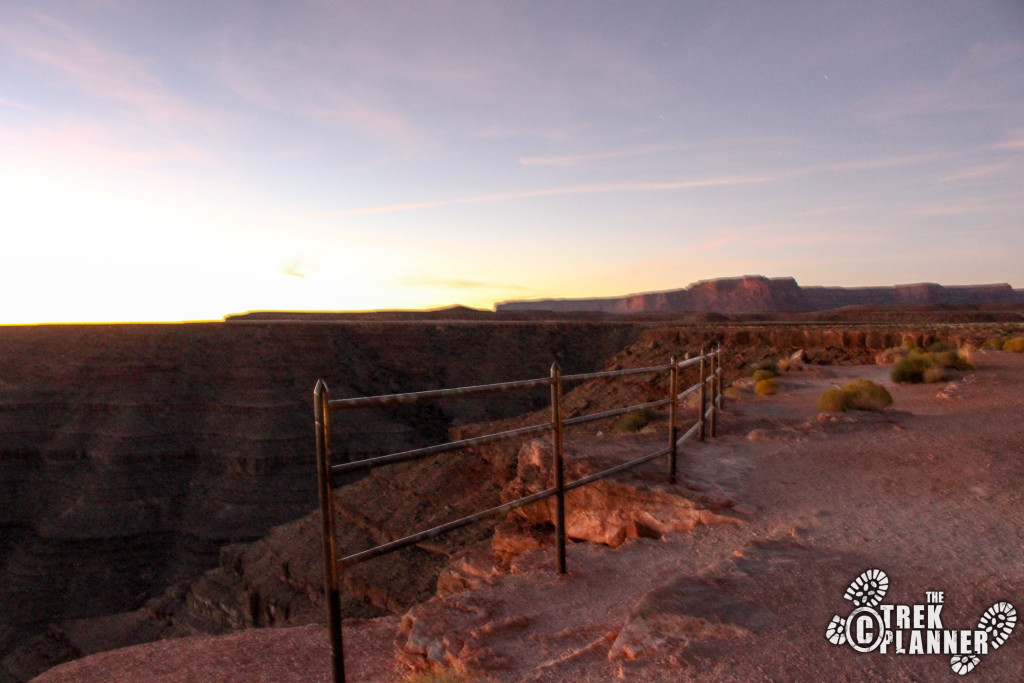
(313, 347), (727, 682)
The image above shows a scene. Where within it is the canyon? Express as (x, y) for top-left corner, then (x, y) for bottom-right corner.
(0, 319), (645, 681)
(1, 305), (1022, 681)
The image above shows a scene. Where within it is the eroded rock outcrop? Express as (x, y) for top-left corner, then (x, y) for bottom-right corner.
(497, 275), (1023, 314)
(503, 437), (735, 548)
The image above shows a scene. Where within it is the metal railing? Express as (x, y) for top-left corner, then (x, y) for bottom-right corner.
(313, 346), (724, 682)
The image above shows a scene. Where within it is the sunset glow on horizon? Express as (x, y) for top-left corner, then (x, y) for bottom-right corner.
(2, 1), (1022, 324)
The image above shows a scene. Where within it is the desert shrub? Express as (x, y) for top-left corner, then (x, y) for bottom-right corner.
(818, 379), (892, 412)
(1003, 337), (1024, 353)
(752, 369), (775, 382)
(891, 356), (926, 383)
(614, 408), (656, 433)
(724, 386), (742, 400)
(754, 378), (778, 395)
(926, 341), (957, 353)
(982, 337), (1005, 350)
(844, 379), (893, 410)
(818, 387), (846, 411)
(745, 359), (779, 377)
(891, 347), (971, 383)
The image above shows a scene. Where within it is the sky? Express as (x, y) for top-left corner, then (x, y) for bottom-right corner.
(1, 0), (1022, 323)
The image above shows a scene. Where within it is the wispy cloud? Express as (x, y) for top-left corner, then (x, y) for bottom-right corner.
(938, 161), (1015, 183)
(0, 96), (34, 113)
(0, 10), (203, 129)
(313, 175), (770, 217)
(213, 49), (424, 152)
(797, 153), (945, 175)
(909, 198), (1024, 217)
(396, 274), (530, 291)
(789, 204), (863, 218)
(519, 143), (693, 167)
(858, 41), (1024, 127)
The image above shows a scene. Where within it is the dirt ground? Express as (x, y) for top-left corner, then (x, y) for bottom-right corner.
(34, 350), (1024, 682)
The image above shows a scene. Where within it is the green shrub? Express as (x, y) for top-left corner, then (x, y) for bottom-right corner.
(982, 337), (1005, 350)
(754, 378), (778, 395)
(891, 356), (926, 383)
(891, 347), (971, 383)
(926, 341), (957, 353)
(745, 359), (779, 377)
(818, 387), (846, 412)
(752, 369), (775, 382)
(818, 379), (893, 412)
(614, 408), (656, 433)
(844, 379), (893, 410)
(1003, 337), (1024, 353)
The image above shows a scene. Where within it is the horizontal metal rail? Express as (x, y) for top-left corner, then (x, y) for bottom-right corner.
(563, 396), (672, 427)
(337, 484), (561, 569)
(676, 356), (704, 370)
(328, 375), (552, 410)
(562, 363), (673, 383)
(331, 421), (552, 474)
(563, 446), (673, 492)
(677, 419), (702, 446)
(314, 345), (726, 683)
(677, 383), (702, 400)
(339, 415), (706, 571)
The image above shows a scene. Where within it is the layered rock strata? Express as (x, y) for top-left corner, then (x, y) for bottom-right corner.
(497, 275), (1024, 314)
(0, 320), (645, 681)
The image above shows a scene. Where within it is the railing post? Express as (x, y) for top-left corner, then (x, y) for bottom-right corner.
(668, 355), (678, 484)
(715, 345), (725, 410)
(698, 347), (706, 442)
(709, 350), (718, 438)
(550, 362), (566, 575)
(315, 380), (345, 683)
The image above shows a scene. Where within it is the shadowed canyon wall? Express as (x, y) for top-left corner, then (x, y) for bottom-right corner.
(0, 320), (647, 681)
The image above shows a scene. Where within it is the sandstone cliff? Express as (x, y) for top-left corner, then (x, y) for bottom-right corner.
(495, 275), (1023, 314)
(0, 320), (647, 682)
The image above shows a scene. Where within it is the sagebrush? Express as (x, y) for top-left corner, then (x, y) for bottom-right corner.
(819, 379), (892, 412)
(891, 347), (972, 383)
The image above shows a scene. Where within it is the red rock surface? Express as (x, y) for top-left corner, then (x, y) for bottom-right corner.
(34, 349), (1024, 682)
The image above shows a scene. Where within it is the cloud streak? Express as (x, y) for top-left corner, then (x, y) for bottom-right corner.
(0, 10), (203, 130)
(313, 175), (770, 217)
(396, 274), (530, 291)
(519, 143), (694, 167)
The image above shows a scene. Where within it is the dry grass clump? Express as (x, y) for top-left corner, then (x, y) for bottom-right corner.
(614, 408), (656, 433)
(1003, 337), (1024, 353)
(891, 347), (972, 383)
(754, 378), (779, 395)
(745, 359), (779, 378)
(818, 379), (892, 412)
(751, 369), (775, 382)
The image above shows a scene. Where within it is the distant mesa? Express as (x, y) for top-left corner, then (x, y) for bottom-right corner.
(495, 275), (1024, 315)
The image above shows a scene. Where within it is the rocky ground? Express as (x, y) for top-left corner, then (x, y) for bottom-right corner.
(32, 348), (1024, 682)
